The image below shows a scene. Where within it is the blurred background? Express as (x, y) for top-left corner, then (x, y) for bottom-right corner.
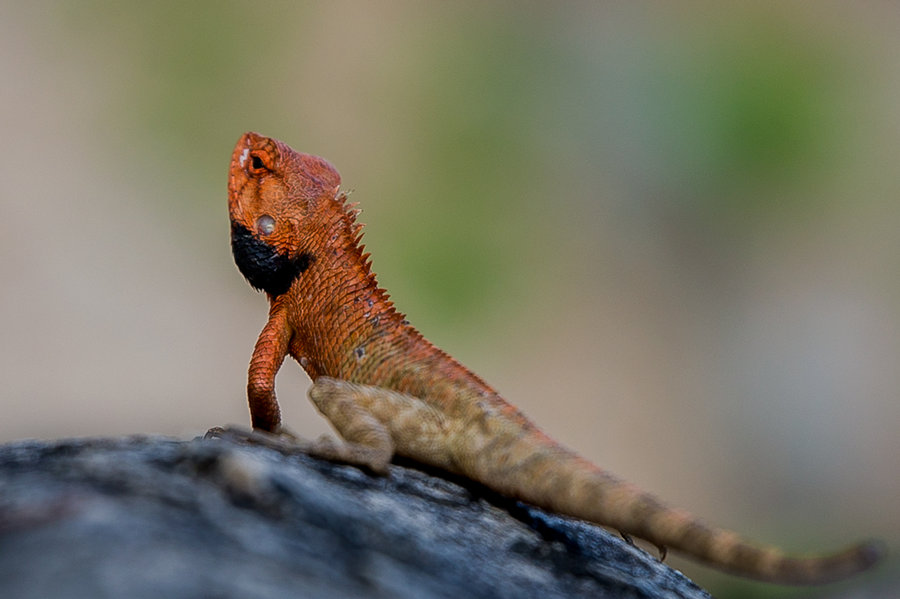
(1, 2), (897, 596)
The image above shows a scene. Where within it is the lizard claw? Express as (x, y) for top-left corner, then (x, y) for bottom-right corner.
(617, 531), (666, 562)
(204, 425), (229, 440)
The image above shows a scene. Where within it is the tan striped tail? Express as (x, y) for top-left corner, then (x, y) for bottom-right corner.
(469, 434), (885, 584)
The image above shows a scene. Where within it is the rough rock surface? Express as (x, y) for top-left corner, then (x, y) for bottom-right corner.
(0, 435), (711, 599)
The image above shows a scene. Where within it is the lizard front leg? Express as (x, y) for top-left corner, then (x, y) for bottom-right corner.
(247, 309), (292, 432)
(205, 309), (291, 442)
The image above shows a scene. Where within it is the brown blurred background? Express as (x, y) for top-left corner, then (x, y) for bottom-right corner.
(1, 2), (897, 596)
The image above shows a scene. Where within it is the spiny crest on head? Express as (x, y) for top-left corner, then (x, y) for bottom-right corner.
(331, 191), (397, 312)
(334, 191), (393, 300)
(336, 193), (362, 236)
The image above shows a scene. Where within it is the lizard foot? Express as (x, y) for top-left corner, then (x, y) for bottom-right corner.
(656, 544), (668, 561)
(204, 425), (309, 452)
(306, 434), (392, 476)
(204, 426), (390, 475)
(616, 530), (666, 562)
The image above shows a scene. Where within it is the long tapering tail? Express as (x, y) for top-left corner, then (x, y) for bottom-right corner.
(466, 432), (884, 584)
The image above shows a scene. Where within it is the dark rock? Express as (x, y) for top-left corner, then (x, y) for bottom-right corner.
(0, 435), (711, 599)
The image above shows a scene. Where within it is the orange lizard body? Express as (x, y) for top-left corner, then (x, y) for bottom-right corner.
(221, 131), (883, 585)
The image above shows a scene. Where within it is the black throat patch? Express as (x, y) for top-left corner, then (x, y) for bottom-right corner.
(231, 221), (314, 296)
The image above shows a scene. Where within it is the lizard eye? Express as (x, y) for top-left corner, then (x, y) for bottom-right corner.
(248, 152), (267, 174)
(256, 214), (276, 236)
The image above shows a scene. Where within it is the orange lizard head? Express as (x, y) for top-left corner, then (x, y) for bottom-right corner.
(228, 132), (342, 296)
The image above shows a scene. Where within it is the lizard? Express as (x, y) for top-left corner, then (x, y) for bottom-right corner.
(211, 131), (884, 585)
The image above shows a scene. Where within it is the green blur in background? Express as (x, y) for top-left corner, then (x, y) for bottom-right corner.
(1, 2), (897, 597)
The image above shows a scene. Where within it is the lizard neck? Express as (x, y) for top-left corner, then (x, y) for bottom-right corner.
(278, 193), (497, 401)
(278, 193), (410, 377)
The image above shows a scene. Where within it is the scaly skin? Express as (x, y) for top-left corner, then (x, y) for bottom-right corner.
(221, 131), (883, 585)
